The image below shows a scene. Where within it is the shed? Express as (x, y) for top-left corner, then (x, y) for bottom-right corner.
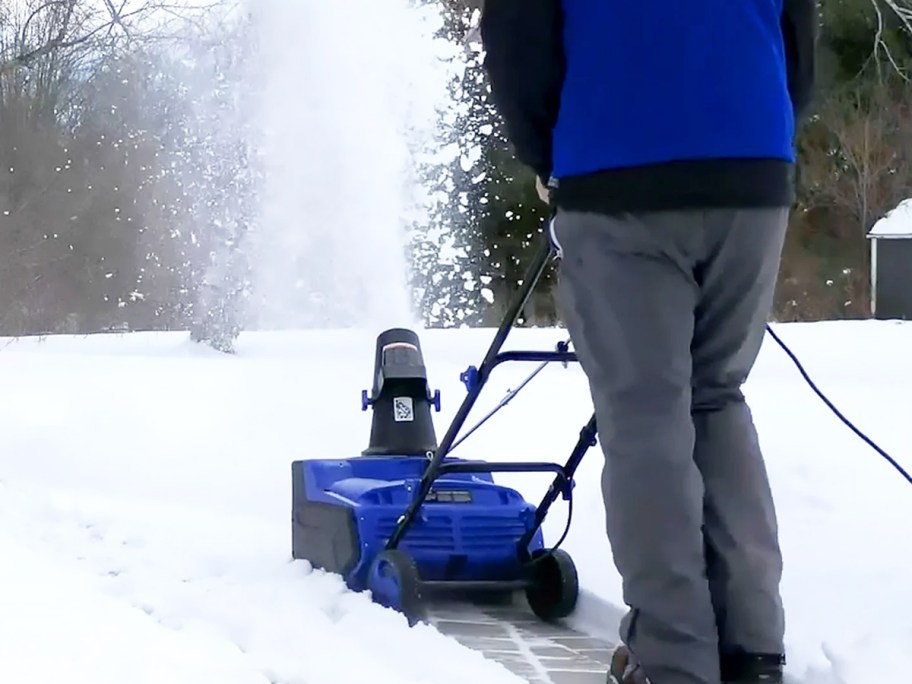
(867, 199), (912, 320)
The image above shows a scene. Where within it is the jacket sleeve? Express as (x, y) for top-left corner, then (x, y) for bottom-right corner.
(781, 0), (817, 123)
(480, 0), (565, 181)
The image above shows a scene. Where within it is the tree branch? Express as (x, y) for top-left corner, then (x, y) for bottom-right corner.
(0, 0), (225, 76)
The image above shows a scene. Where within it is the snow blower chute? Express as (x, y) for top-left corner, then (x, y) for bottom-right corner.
(291, 237), (597, 625)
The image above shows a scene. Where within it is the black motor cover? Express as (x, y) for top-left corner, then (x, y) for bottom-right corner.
(362, 328), (438, 456)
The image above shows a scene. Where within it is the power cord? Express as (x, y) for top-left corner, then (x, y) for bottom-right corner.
(764, 323), (911, 486)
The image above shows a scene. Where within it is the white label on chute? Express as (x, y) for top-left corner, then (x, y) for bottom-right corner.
(393, 397), (414, 422)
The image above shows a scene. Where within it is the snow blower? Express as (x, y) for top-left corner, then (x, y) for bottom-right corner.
(290, 237), (597, 625)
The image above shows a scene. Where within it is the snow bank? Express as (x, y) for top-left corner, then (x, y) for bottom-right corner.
(0, 322), (909, 684)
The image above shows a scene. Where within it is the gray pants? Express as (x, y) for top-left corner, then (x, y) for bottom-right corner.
(551, 208), (788, 684)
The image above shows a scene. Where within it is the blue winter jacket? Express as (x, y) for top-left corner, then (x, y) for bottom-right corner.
(480, 0), (816, 212)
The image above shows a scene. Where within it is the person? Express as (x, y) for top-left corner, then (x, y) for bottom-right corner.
(479, 2), (816, 683)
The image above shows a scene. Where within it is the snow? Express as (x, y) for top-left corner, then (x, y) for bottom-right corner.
(868, 198), (912, 238)
(0, 321), (910, 684)
(245, 0), (472, 329)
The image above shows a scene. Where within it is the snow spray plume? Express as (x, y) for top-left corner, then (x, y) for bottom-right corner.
(79, 7), (261, 350)
(243, 0), (481, 331)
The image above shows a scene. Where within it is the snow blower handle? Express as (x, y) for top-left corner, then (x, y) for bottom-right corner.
(450, 340), (573, 453)
(384, 235), (561, 551)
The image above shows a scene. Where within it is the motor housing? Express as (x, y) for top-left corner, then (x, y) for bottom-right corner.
(361, 328), (440, 456)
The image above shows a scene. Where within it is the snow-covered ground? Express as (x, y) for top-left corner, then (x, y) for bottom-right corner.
(0, 321), (909, 684)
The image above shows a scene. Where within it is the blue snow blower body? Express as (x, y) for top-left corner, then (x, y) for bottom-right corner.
(293, 456), (546, 591)
(291, 238), (597, 624)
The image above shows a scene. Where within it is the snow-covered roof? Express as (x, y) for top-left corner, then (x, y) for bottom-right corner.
(868, 198), (912, 238)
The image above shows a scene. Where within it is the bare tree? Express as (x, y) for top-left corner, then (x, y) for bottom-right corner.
(0, 0), (227, 77)
(861, 0), (912, 80)
(0, 0), (245, 336)
(803, 76), (912, 237)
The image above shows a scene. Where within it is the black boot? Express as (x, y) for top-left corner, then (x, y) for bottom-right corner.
(720, 651), (785, 684)
(606, 645), (652, 684)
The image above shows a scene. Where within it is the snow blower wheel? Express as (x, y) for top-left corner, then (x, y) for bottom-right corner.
(524, 548), (579, 621)
(367, 549), (427, 626)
